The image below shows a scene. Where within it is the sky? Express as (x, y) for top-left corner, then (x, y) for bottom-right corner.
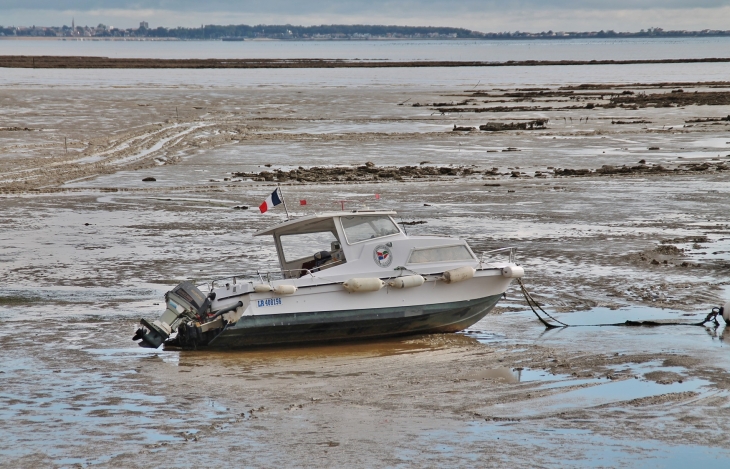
(2, 0), (730, 32)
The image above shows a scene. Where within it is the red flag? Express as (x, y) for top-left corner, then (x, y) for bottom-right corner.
(299, 199), (307, 205)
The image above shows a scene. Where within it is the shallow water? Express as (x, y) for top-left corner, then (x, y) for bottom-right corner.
(3, 62), (730, 89)
(3, 37), (730, 62)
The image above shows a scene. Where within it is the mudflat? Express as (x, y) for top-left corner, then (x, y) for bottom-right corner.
(1, 76), (729, 467)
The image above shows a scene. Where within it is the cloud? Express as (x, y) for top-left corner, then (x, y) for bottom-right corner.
(3, 1), (730, 31)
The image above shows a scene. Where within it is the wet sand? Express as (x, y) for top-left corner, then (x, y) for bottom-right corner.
(1, 76), (730, 467)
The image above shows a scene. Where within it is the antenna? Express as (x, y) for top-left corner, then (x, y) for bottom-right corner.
(277, 184), (290, 220)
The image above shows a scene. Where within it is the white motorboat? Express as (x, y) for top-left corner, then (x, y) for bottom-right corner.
(133, 211), (524, 349)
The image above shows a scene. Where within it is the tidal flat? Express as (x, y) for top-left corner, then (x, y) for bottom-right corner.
(1, 66), (730, 467)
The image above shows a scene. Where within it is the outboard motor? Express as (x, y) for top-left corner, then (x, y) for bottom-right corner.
(133, 281), (212, 348)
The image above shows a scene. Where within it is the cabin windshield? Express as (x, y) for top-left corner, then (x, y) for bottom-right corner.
(340, 215), (400, 244)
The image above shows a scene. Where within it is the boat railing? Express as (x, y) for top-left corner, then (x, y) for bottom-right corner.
(199, 259), (349, 290)
(479, 246), (517, 267)
(200, 266), (345, 291)
(201, 269), (307, 289)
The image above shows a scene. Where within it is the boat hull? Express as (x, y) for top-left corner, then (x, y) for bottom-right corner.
(206, 293), (502, 348)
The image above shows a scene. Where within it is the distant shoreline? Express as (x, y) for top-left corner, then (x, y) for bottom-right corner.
(2, 56), (730, 69)
(3, 35), (730, 43)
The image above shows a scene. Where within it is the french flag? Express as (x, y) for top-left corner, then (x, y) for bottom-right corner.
(259, 188), (283, 213)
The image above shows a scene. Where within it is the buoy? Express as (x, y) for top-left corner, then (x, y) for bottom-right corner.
(502, 265), (525, 278)
(441, 266), (475, 284)
(343, 278), (385, 293)
(389, 275), (425, 289)
(253, 284), (273, 293)
(273, 284), (297, 295)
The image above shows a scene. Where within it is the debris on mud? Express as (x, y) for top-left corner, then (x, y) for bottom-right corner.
(479, 119), (548, 131)
(0, 127), (36, 131)
(452, 125), (476, 131)
(654, 244), (685, 256)
(554, 161), (727, 177)
(607, 91), (730, 108)
(436, 105), (558, 113)
(685, 116), (730, 123)
(232, 163), (482, 183)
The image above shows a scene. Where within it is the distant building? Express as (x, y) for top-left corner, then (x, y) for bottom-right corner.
(140, 21), (149, 29)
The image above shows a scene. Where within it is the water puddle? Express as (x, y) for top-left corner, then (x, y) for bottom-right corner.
(490, 377), (711, 418)
(413, 421), (730, 468)
(466, 367), (567, 384)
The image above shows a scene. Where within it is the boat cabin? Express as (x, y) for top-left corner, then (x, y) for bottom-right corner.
(254, 211), (406, 278)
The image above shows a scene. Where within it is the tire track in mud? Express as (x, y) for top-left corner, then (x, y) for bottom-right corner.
(0, 121), (245, 193)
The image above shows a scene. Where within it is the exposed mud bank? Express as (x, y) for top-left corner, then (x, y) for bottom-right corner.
(553, 161), (728, 177)
(232, 162), (486, 183)
(2, 55), (730, 69)
(425, 82), (730, 114)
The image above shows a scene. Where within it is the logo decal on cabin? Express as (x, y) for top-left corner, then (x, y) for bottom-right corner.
(373, 245), (393, 268)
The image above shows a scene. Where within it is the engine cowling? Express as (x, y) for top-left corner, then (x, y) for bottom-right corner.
(133, 281), (210, 348)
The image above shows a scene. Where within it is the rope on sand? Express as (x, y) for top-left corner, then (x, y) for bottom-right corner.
(516, 278), (727, 329)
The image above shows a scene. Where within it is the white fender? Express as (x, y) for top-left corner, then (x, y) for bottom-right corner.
(502, 265), (525, 278)
(273, 284), (297, 295)
(343, 278), (385, 293)
(441, 266), (475, 284)
(389, 275), (426, 289)
(253, 284), (273, 293)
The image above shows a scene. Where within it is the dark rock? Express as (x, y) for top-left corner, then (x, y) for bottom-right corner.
(554, 168), (591, 176)
(142, 177), (156, 182)
(480, 119), (547, 132)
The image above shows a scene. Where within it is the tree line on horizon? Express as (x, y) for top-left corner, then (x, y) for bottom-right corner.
(2, 23), (730, 40)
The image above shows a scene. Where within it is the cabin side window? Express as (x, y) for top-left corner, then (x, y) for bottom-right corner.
(340, 215), (401, 244)
(275, 218), (347, 278)
(407, 245), (475, 264)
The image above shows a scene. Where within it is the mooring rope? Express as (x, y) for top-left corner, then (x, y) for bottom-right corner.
(516, 278), (724, 329)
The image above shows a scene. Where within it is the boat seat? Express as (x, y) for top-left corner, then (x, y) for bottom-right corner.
(299, 251), (332, 275)
(313, 250), (332, 267)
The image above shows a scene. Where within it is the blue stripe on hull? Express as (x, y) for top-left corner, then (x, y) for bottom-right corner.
(208, 294), (502, 348)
